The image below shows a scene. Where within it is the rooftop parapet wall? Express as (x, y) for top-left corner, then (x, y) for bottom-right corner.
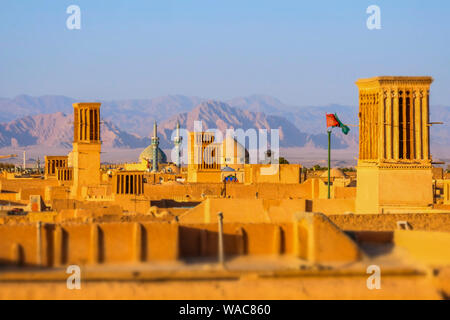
(142, 182), (312, 201)
(329, 212), (450, 232)
(0, 222), (179, 267)
(0, 212), (362, 267)
(179, 212), (361, 263)
(393, 230), (450, 265)
(178, 199), (309, 224)
(293, 212), (361, 263)
(178, 198), (356, 224)
(0, 178), (58, 193)
(178, 223), (294, 257)
(244, 164), (303, 184)
(2, 175), (356, 206)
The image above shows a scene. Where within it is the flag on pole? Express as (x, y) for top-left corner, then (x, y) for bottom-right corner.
(326, 113), (350, 135)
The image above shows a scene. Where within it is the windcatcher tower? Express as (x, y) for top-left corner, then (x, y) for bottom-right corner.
(355, 76), (434, 213)
(71, 102), (101, 198)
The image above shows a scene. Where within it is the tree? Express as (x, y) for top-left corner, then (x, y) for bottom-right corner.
(279, 157), (289, 164)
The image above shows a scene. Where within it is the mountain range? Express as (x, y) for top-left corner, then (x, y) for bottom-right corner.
(0, 94), (448, 157)
(0, 112), (149, 149)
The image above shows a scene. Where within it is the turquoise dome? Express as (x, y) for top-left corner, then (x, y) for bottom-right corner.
(139, 145), (167, 164)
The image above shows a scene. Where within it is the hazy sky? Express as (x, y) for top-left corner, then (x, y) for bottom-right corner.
(1, 0), (449, 106)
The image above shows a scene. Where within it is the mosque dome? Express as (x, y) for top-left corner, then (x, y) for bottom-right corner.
(139, 145), (167, 164)
(320, 168), (347, 178)
(221, 165), (236, 172)
(220, 136), (249, 164)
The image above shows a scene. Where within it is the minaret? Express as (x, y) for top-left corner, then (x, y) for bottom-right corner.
(174, 121), (182, 168)
(151, 121), (159, 172)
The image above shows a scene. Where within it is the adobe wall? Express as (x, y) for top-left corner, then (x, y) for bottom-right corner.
(180, 214), (360, 263)
(112, 194), (150, 213)
(244, 164), (302, 184)
(0, 178), (58, 193)
(311, 199), (355, 215)
(179, 199), (307, 224)
(45, 186), (71, 202)
(0, 192), (20, 203)
(179, 198), (356, 224)
(143, 183), (311, 201)
(293, 212), (361, 262)
(394, 230), (450, 265)
(334, 186), (356, 199)
(178, 222), (295, 257)
(17, 187), (46, 201)
(0, 221), (179, 267)
(329, 212), (450, 232)
(0, 213), (361, 267)
(227, 183), (310, 199)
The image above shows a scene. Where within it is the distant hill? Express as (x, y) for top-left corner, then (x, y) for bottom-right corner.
(227, 94), (358, 132)
(0, 94), (204, 137)
(226, 94), (449, 153)
(0, 103), (347, 150)
(100, 95), (204, 136)
(0, 112), (148, 149)
(0, 95), (76, 123)
(0, 94), (447, 154)
(157, 100), (347, 149)
(227, 95), (359, 149)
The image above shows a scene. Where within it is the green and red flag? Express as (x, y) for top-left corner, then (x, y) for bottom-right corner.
(326, 113), (350, 135)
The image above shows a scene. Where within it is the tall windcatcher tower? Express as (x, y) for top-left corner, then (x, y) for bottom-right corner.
(71, 102), (102, 198)
(355, 76), (433, 213)
(151, 121), (159, 172)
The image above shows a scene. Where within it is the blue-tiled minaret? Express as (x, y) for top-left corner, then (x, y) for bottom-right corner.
(151, 121), (159, 172)
(174, 121), (182, 168)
